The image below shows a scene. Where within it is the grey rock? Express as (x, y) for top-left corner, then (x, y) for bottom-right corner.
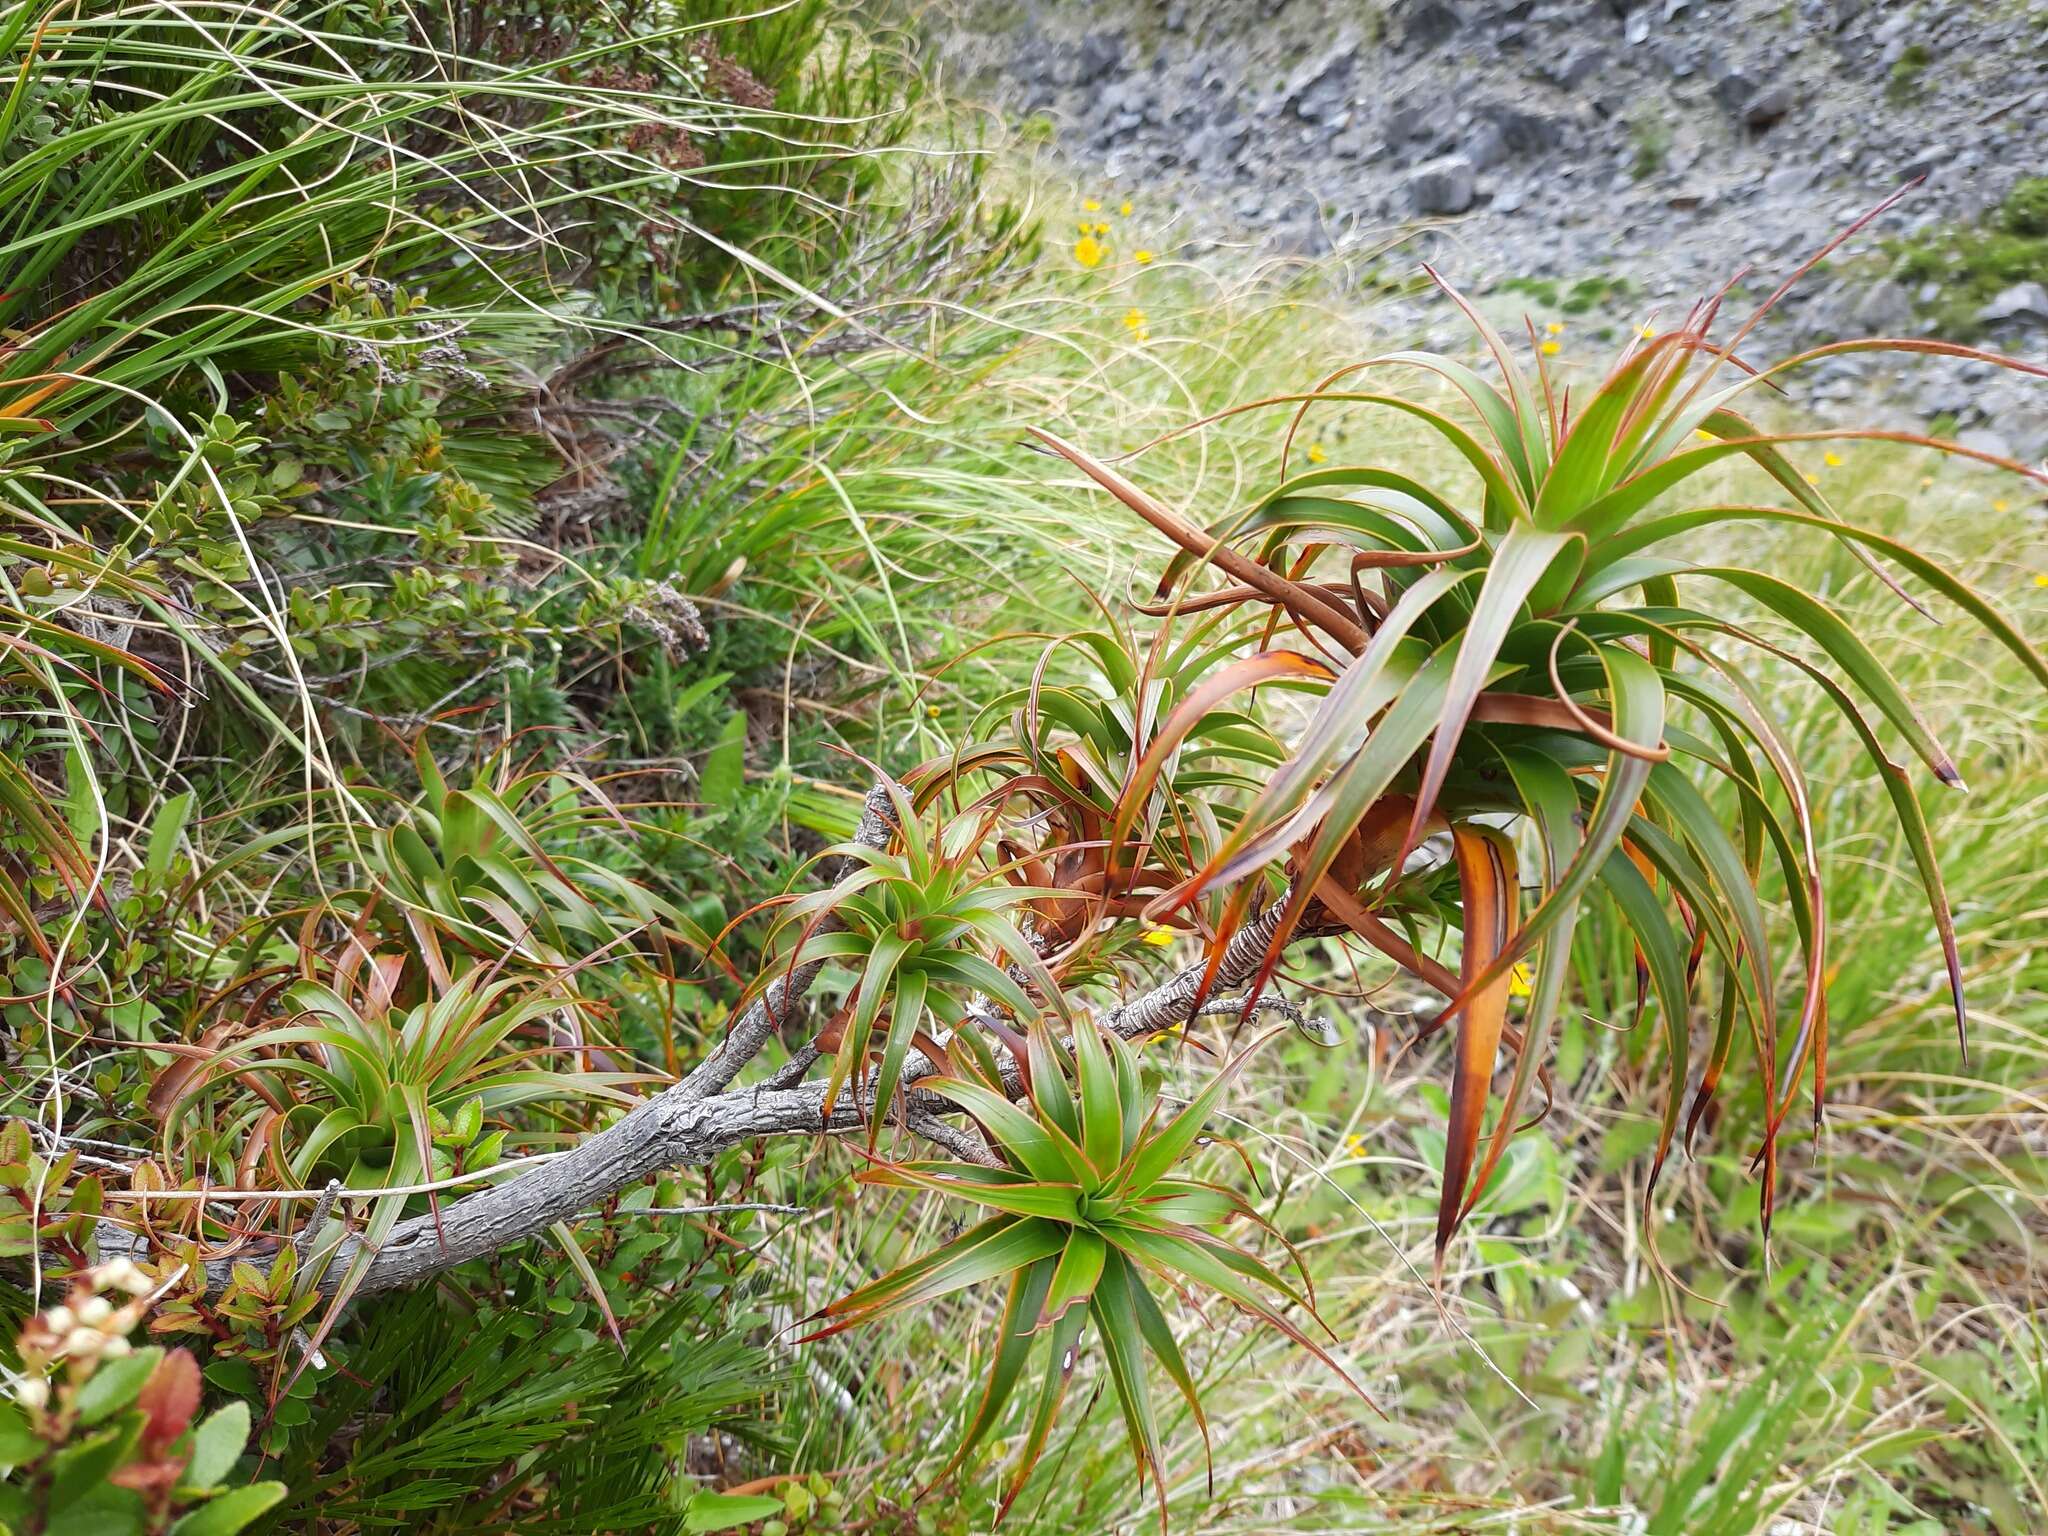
(1903, 144), (1952, 181)
(1464, 118), (1509, 171)
(1287, 49), (1356, 123)
(1741, 83), (1796, 128)
(1711, 66), (1754, 112)
(1384, 103), (1427, 145)
(1406, 154), (1477, 214)
(1075, 30), (1126, 88)
(1976, 282), (2048, 329)
(1484, 104), (1564, 155)
(1400, 0), (1465, 49)
(1851, 279), (1914, 334)
(1541, 46), (1608, 89)
(1957, 428), (2014, 460)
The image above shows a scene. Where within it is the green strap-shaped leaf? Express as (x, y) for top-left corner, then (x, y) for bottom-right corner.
(809, 1216), (1065, 1336)
(926, 1256), (1055, 1493)
(867, 969), (929, 1150)
(860, 1164), (1083, 1223)
(1117, 1031), (1275, 1195)
(1595, 850), (1692, 1194)
(994, 1296), (1090, 1522)
(927, 1078), (1089, 1186)
(1073, 1019), (1124, 1177)
(1401, 525), (1580, 865)
(1592, 502), (2048, 691)
(1041, 1228), (1107, 1325)
(1697, 566), (1959, 784)
(1089, 1252), (1166, 1503)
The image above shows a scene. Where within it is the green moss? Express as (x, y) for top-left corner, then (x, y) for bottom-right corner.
(2001, 175), (2048, 238)
(1886, 178), (2048, 338)
(1496, 273), (1636, 316)
(1629, 114), (1671, 181)
(1887, 42), (1933, 104)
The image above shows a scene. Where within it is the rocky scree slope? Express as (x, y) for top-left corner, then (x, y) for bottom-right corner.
(934, 0), (2048, 463)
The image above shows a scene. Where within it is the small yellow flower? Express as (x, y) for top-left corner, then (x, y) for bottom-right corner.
(2034, 573), (2048, 588)
(925, 704), (941, 719)
(1803, 472), (1821, 486)
(1545, 320), (1565, 336)
(1083, 198), (1101, 212)
(1139, 926), (1176, 947)
(1306, 443), (1328, 464)
(1637, 323), (1658, 339)
(1122, 307), (1149, 342)
(1823, 451), (1844, 468)
(1134, 248), (1155, 264)
(1541, 339), (1561, 356)
(1507, 962), (1533, 999)
(1920, 475), (1935, 489)
(1073, 234), (1106, 268)
(1343, 1132), (1369, 1159)
(1094, 221), (1111, 236)
(1119, 199), (1133, 216)
(1993, 499), (2010, 514)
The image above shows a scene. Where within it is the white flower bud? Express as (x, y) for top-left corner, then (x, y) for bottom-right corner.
(42, 1305), (75, 1335)
(98, 1258), (152, 1296)
(74, 1296), (113, 1327)
(98, 1336), (132, 1359)
(13, 1376), (50, 1410)
(61, 1327), (104, 1358)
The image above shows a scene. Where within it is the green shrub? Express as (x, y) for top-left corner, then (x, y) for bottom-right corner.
(0, 1263), (284, 1535)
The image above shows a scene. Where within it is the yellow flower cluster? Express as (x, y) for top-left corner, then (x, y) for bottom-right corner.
(1123, 307), (1149, 342)
(1070, 195), (1154, 271)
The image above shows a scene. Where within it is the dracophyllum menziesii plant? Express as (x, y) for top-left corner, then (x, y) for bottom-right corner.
(1010, 265), (2048, 1268)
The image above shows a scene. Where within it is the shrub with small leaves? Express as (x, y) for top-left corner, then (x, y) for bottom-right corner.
(0, 1263), (285, 1535)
